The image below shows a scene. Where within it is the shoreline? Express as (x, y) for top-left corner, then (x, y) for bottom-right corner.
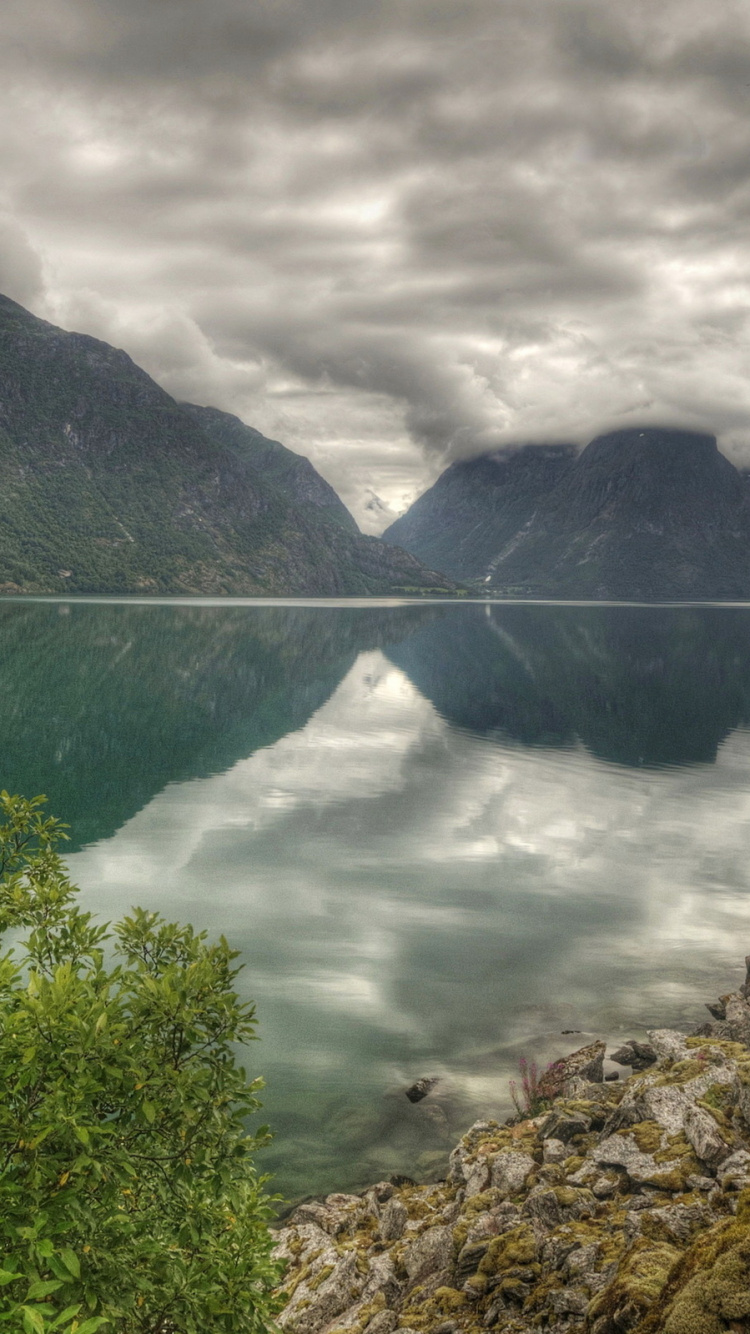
(272, 960), (750, 1334)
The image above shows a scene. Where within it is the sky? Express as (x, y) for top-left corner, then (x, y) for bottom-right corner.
(2, 1), (750, 530)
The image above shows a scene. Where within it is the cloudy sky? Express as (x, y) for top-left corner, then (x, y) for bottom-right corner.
(3, 0), (750, 529)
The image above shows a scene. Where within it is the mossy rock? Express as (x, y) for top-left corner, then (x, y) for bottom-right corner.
(649, 1060), (710, 1088)
(398, 1285), (468, 1330)
(477, 1225), (536, 1276)
(588, 1238), (682, 1330)
(564, 1155), (585, 1174)
(619, 1120), (664, 1154)
(632, 1219), (750, 1333)
(306, 1263), (335, 1292)
(685, 1037), (748, 1061)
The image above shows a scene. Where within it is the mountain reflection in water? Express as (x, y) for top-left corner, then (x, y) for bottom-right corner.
(3, 598), (750, 1200)
(388, 602), (750, 768)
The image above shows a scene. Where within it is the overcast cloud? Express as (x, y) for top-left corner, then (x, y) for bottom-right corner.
(2, 0), (750, 527)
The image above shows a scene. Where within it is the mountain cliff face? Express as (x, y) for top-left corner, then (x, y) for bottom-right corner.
(385, 428), (750, 599)
(0, 295), (453, 596)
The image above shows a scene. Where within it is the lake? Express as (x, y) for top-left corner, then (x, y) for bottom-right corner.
(5, 596), (750, 1202)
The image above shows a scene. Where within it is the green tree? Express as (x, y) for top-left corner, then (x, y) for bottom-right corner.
(0, 792), (283, 1334)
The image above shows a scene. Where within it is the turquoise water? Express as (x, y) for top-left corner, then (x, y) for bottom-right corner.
(5, 597), (750, 1200)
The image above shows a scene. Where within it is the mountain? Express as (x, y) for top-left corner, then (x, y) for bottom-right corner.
(0, 294), (453, 596)
(385, 427), (750, 599)
(383, 444), (576, 581)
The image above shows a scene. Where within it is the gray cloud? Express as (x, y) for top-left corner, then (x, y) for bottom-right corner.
(2, 0), (750, 525)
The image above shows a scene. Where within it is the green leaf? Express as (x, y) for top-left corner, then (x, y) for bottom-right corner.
(26, 1280), (65, 1300)
(142, 1101), (155, 1124)
(48, 1307), (81, 1332)
(59, 1249), (80, 1279)
(20, 1308), (45, 1334)
(0, 1268), (22, 1286)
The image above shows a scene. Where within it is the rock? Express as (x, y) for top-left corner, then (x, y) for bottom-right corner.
(592, 1175), (618, 1199)
(593, 1133), (664, 1184)
(540, 1110), (592, 1143)
(646, 1028), (692, 1060)
(683, 1104), (732, 1169)
(537, 1040), (606, 1098)
(379, 1198), (408, 1242)
(455, 1241), (489, 1285)
(361, 1253), (401, 1307)
(402, 1225), (454, 1283)
(447, 1121), (496, 1185)
(548, 1287), (589, 1316)
(542, 1138), (568, 1164)
(372, 1181), (395, 1203)
(522, 1185), (593, 1229)
(717, 1148), (750, 1189)
(609, 1040), (657, 1070)
(490, 1150), (536, 1196)
(272, 1220), (333, 1268)
(464, 1159), (492, 1198)
(288, 1194), (362, 1235)
(644, 1203), (711, 1242)
(278, 1250), (365, 1333)
(639, 1063), (734, 1135)
(364, 1314), (397, 1334)
(605, 1071), (620, 1081)
(685, 1173), (714, 1190)
(405, 1077), (439, 1103)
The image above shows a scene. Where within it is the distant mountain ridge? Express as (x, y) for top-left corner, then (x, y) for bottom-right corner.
(0, 294), (454, 596)
(385, 427), (750, 599)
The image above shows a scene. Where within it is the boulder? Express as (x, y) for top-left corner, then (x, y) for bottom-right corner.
(490, 1150), (536, 1196)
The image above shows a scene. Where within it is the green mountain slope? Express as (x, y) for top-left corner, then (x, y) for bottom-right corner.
(0, 294), (453, 595)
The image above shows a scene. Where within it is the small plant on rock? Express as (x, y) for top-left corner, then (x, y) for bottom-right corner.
(509, 1056), (564, 1118)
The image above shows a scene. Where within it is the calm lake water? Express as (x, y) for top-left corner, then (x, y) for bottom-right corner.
(5, 596), (750, 1201)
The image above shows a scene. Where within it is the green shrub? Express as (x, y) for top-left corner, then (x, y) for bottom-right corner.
(0, 792), (283, 1333)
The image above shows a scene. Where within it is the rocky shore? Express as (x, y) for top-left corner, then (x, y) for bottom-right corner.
(272, 961), (750, 1334)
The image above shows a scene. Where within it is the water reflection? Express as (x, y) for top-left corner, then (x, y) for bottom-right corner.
(388, 602), (750, 768)
(57, 603), (750, 1201)
(0, 600), (436, 847)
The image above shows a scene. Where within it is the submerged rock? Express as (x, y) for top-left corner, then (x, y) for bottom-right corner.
(273, 964), (750, 1333)
(405, 1077), (439, 1104)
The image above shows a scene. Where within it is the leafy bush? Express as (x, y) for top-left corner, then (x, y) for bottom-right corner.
(0, 792), (283, 1334)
